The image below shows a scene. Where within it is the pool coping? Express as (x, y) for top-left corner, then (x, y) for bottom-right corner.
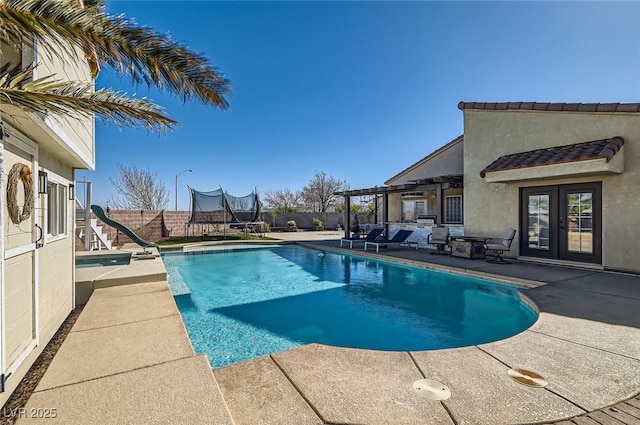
(17, 241), (640, 424)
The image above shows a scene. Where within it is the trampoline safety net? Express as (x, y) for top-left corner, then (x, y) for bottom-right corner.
(189, 187), (262, 223)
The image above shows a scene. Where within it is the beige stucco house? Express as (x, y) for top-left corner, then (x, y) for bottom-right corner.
(384, 135), (464, 226)
(337, 135), (464, 247)
(0, 33), (95, 401)
(460, 101), (640, 273)
(340, 101), (639, 272)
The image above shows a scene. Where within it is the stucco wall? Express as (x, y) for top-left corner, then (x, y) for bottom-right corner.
(388, 193), (402, 222)
(463, 109), (640, 272)
(387, 140), (464, 185)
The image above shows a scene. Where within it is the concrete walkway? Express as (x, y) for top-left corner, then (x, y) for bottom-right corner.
(17, 238), (640, 424)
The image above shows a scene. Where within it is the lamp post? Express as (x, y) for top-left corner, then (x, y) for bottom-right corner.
(175, 169), (192, 211)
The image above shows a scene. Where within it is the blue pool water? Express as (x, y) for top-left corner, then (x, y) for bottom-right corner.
(75, 256), (130, 268)
(163, 245), (537, 368)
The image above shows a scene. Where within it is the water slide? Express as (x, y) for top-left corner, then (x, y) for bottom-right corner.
(91, 205), (158, 250)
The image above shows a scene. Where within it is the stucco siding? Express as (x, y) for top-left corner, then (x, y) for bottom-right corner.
(463, 110), (640, 272)
(388, 193), (402, 222)
(388, 141), (464, 185)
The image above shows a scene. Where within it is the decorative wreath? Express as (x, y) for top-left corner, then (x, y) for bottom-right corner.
(6, 163), (34, 224)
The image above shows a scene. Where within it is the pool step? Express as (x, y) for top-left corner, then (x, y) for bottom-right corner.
(165, 264), (191, 296)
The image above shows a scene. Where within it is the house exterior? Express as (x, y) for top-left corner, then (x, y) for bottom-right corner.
(0, 33), (95, 402)
(459, 102), (640, 273)
(337, 135), (464, 246)
(384, 135), (464, 226)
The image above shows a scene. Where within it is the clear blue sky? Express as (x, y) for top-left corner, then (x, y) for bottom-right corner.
(80, 1), (640, 210)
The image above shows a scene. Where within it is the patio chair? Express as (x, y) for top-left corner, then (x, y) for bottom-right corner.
(340, 227), (384, 248)
(427, 226), (450, 255)
(485, 228), (517, 264)
(364, 229), (416, 253)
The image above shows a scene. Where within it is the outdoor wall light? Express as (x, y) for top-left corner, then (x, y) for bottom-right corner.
(68, 184), (75, 201)
(38, 171), (48, 194)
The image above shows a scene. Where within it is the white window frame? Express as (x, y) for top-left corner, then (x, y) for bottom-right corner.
(44, 170), (70, 243)
(444, 195), (463, 224)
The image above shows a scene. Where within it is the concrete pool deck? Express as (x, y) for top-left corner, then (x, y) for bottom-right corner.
(16, 234), (640, 424)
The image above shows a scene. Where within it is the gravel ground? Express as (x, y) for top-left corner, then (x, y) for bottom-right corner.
(0, 305), (85, 425)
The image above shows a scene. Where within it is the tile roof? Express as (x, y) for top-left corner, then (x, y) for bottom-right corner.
(458, 102), (640, 113)
(480, 136), (624, 178)
(384, 135), (463, 185)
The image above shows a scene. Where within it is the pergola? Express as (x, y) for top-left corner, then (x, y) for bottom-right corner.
(334, 174), (463, 238)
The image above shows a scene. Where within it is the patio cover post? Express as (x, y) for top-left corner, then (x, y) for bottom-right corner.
(383, 191), (389, 237)
(345, 196), (351, 238)
(436, 183), (443, 225)
(374, 195), (379, 224)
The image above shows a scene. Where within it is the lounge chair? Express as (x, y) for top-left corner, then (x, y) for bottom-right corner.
(485, 228), (517, 263)
(364, 229), (416, 253)
(340, 228), (384, 248)
(428, 226), (450, 255)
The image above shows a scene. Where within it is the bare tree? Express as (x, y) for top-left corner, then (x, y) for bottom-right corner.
(109, 164), (169, 210)
(264, 188), (303, 212)
(301, 171), (348, 212)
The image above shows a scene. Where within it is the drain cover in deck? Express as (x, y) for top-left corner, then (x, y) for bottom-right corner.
(413, 379), (451, 400)
(507, 369), (548, 388)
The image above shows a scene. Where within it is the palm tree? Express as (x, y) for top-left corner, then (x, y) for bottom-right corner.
(0, 0), (231, 131)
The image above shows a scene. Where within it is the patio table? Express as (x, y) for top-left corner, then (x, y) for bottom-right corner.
(450, 236), (488, 259)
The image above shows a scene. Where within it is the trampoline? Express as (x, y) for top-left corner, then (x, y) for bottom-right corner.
(187, 187), (263, 236)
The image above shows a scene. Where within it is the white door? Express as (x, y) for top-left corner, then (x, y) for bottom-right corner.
(2, 135), (39, 385)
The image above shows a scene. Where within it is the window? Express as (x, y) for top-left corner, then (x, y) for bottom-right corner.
(414, 201), (426, 218)
(401, 192), (430, 223)
(401, 200), (415, 222)
(401, 200), (428, 222)
(444, 195), (462, 224)
(47, 182), (67, 237)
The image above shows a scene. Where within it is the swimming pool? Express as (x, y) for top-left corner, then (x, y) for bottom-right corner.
(75, 253), (131, 268)
(163, 245), (537, 368)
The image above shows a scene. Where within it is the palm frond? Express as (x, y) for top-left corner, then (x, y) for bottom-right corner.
(0, 0), (231, 108)
(0, 72), (177, 131)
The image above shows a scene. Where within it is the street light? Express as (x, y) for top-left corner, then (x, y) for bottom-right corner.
(175, 169), (192, 211)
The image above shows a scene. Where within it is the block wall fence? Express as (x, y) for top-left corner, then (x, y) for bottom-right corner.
(83, 210), (373, 248)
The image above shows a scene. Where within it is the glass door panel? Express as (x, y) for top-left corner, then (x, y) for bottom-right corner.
(527, 194), (550, 251)
(520, 186), (557, 258)
(565, 192), (593, 254)
(559, 184), (601, 263)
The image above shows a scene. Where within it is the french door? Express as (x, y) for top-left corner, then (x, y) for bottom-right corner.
(520, 183), (601, 264)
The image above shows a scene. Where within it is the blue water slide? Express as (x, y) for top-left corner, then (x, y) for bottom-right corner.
(91, 205), (158, 249)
